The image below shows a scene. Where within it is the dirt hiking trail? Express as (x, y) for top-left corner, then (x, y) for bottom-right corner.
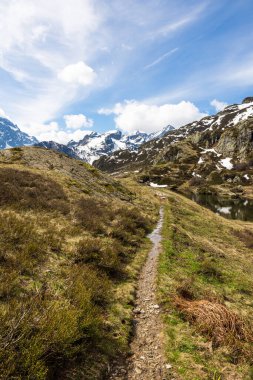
(108, 207), (173, 380)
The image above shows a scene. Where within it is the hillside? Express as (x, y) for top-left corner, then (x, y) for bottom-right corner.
(1, 146), (253, 379)
(0, 146), (159, 379)
(95, 98), (253, 200)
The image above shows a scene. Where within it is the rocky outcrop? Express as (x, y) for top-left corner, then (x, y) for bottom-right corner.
(242, 97), (253, 104)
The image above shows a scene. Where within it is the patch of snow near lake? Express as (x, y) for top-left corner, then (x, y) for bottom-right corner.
(218, 206), (232, 214)
(244, 174), (250, 180)
(198, 157), (204, 164)
(244, 200), (248, 206)
(219, 157), (233, 170)
(150, 182), (168, 188)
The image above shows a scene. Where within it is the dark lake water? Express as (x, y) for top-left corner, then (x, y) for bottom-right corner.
(188, 193), (253, 222)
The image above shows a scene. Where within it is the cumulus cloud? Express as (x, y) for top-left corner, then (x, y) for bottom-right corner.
(58, 62), (96, 86)
(64, 114), (93, 129)
(99, 100), (207, 133)
(37, 128), (92, 144)
(21, 120), (91, 144)
(210, 99), (228, 112)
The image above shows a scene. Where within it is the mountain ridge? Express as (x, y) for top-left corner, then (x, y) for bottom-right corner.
(0, 115), (175, 164)
(35, 125), (175, 164)
(95, 98), (253, 199)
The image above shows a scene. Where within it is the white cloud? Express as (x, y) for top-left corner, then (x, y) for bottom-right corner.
(58, 62), (96, 86)
(37, 128), (92, 144)
(22, 120), (91, 144)
(0, 0), (102, 126)
(64, 114), (93, 129)
(210, 99), (228, 112)
(0, 0), (211, 129)
(99, 100), (207, 133)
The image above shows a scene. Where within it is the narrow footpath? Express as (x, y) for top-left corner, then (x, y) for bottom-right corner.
(109, 207), (172, 380)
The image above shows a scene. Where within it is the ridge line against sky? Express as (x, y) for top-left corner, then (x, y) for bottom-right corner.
(0, 0), (253, 143)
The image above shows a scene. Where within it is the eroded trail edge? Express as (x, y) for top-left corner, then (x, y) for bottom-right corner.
(109, 207), (170, 380)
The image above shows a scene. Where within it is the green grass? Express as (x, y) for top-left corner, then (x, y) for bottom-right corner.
(158, 191), (253, 380)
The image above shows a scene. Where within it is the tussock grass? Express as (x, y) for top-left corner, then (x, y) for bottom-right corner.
(174, 297), (253, 357)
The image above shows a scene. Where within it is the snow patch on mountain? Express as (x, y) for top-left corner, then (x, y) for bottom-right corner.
(67, 125), (175, 164)
(219, 157), (233, 170)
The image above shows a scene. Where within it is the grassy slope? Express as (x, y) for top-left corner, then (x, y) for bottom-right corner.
(0, 147), (159, 379)
(158, 190), (253, 379)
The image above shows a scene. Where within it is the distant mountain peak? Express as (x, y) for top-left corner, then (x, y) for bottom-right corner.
(0, 117), (38, 149)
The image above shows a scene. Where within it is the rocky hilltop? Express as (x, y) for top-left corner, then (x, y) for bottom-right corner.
(95, 98), (253, 199)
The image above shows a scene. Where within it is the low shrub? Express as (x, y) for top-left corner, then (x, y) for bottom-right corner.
(74, 237), (124, 275)
(233, 162), (250, 171)
(189, 176), (204, 186)
(0, 168), (69, 214)
(0, 211), (51, 278)
(74, 197), (108, 234)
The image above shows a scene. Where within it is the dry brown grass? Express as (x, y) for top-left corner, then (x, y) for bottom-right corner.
(174, 296), (253, 361)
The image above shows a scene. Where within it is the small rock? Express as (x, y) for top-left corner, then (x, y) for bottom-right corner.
(153, 304), (160, 309)
(165, 363), (172, 369)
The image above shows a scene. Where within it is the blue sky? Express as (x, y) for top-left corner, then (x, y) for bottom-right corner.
(0, 0), (253, 142)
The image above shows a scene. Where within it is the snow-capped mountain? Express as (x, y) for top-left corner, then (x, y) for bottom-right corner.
(0, 117), (38, 149)
(68, 130), (149, 163)
(95, 98), (253, 184)
(0, 114), (175, 164)
(36, 127), (174, 164)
